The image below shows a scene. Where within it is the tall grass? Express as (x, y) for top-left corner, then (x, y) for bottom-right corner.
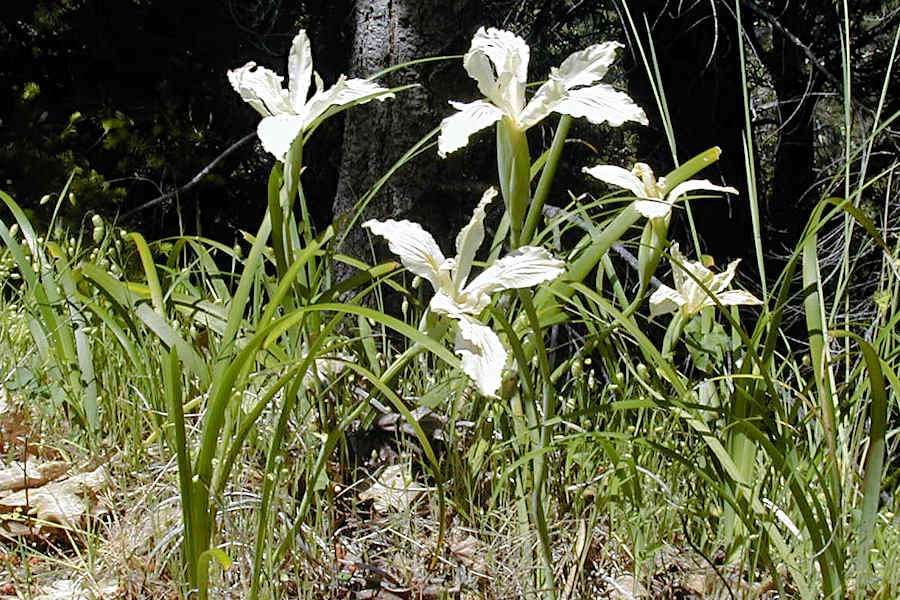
(0, 13), (897, 600)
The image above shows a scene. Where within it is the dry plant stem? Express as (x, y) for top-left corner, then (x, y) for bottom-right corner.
(270, 315), (453, 569)
(122, 131), (257, 217)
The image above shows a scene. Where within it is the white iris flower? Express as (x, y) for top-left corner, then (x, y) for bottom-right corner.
(437, 27), (648, 157)
(649, 243), (762, 317)
(583, 162), (738, 220)
(363, 188), (565, 397)
(228, 30), (394, 162)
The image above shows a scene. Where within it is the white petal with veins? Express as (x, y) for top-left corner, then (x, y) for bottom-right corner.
(649, 284), (686, 316)
(454, 316), (508, 398)
(554, 42), (621, 89)
(519, 78), (566, 129)
(583, 165), (649, 199)
(716, 290), (763, 307)
(287, 30), (314, 112)
(229, 29), (393, 161)
(438, 100), (504, 157)
(467, 27), (529, 88)
(362, 219), (446, 289)
(304, 75), (395, 129)
(454, 188), (497, 288)
(465, 246), (565, 306)
(653, 244), (761, 317)
(227, 63), (291, 117)
(365, 187), (565, 398)
(667, 179), (738, 204)
(634, 198), (673, 219)
(257, 114), (306, 162)
(553, 84), (648, 126)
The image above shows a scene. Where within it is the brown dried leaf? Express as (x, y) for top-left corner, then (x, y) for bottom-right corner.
(0, 459), (70, 494)
(607, 574), (648, 599)
(355, 590), (404, 600)
(0, 389), (31, 456)
(32, 578), (119, 600)
(0, 465), (109, 533)
(358, 464), (429, 514)
(449, 534), (487, 572)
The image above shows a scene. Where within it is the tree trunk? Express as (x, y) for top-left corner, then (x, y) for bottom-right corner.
(759, 0), (826, 245)
(332, 0), (480, 280)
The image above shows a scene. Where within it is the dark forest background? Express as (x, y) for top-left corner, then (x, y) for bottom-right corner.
(1, 0), (897, 273)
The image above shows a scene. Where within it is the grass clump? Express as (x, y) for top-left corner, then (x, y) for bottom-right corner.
(1, 14), (898, 600)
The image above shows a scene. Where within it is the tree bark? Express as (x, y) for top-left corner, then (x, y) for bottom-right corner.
(332, 0), (480, 280)
(757, 0), (828, 245)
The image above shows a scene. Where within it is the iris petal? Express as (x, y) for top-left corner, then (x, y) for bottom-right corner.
(554, 42), (622, 90)
(229, 29), (393, 161)
(362, 218), (446, 289)
(649, 284), (686, 316)
(454, 188), (497, 288)
(287, 30), (313, 113)
(667, 179), (738, 205)
(583, 165), (649, 199)
(257, 114), (306, 162)
(454, 316), (508, 398)
(464, 246), (565, 311)
(227, 63), (291, 117)
(437, 100), (504, 157)
(553, 84), (648, 127)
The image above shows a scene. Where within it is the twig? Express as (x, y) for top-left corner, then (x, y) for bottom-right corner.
(122, 131), (257, 217)
(739, 0), (840, 88)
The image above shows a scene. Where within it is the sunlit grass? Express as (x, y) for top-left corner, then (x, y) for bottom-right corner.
(0, 15), (898, 600)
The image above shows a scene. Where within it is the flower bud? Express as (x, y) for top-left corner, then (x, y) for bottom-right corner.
(500, 373), (517, 400)
(571, 357), (583, 378)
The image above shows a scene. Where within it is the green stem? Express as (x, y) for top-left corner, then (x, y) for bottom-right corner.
(531, 379), (555, 599)
(529, 204), (642, 330)
(801, 230), (840, 486)
(163, 348), (196, 596)
(518, 291), (557, 598)
(661, 312), (686, 359)
(521, 116), (571, 245)
(249, 372), (304, 599)
(496, 118), (531, 248)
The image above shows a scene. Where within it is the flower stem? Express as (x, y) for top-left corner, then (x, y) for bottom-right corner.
(521, 116), (571, 245)
(527, 204), (642, 332)
(496, 118), (531, 248)
(518, 290), (557, 598)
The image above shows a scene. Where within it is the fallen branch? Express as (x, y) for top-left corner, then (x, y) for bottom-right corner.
(122, 131), (257, 217)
